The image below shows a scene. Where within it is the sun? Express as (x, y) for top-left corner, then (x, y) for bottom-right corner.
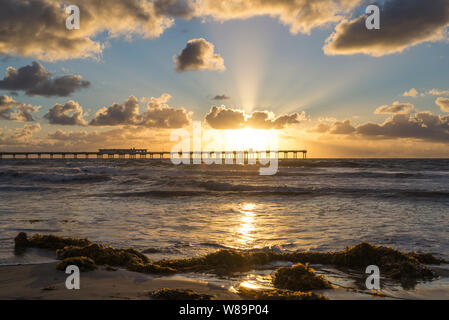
(223, 129), (278, 151)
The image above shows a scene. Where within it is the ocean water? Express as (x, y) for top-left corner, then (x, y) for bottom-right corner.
(0, 158), (448, 267)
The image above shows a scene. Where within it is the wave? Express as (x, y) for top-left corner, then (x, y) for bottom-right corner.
(109, 190), (211, 198)
(0, 186), (56, 192)
(99, 183), (449, 200)
(0, 170), (111, 183)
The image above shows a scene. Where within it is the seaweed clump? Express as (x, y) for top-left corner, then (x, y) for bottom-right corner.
(409, 252), (446, 265)
(56, 256), (97, 272)
(157, 249), (278, 275)
(14, 233), (443, 284)
(283, 242), (438, 281)
(56, 243), (176, 275)
(149, 288), (214, 300)
(15, 232), (91, 250)
(14, 233), (175, 275)
(238, 287), (327, 300)
(273, 263), (332, 291)
(56, 244), (149, 267)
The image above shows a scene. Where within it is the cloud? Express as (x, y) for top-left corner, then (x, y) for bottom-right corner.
(174, 38), (225, 72)
(309, 119), (355, 134)
(246, 111), (305, 129)
(324, 0), (449, 56)
(198, 0), (362, 34)
(44, 101), (88, 125)
(90, 94), (191, 128)
(308, 122), (332, 133)
(0, 0), (189, 61)
(374, 101), (414, 115)
(0, 61), (90, 97)
(356, 112), (449, 142)
(204, 105), (305, 129)
(0, 94), (41, 122)
(403, 88), (419, 98)
(212, 94), (230, 101)
(328, 119), (356, 134)
(204, 106), (245, 129)
(429, 89), (449, 96)
(90, 96), (141, 126)
(0, 0), (366, 61)
(312, 111), (449, 143)
(46, 126), (170, 150)
(0, 123), (41, 145)
(154, 0), (199, 19)
(140, 94), (191, 128)
(436, 97), (449, 112)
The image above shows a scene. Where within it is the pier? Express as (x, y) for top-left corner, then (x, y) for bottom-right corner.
(0, 148), (307, 161)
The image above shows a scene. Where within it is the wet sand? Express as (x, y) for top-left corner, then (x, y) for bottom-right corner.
(1, 262), (448, 300)
(0, 263), (239, 300)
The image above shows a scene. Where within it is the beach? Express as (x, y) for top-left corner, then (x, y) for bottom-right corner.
(1, 233), (448, 300)
(0, 262), (239, 300)
(1, 252), (448, 300)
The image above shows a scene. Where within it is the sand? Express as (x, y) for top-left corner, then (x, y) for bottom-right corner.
(1, 262), (448, 300)
(0, 262), (240, 300)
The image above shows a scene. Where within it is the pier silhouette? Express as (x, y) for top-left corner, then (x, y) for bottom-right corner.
(0, 148), (307, 161)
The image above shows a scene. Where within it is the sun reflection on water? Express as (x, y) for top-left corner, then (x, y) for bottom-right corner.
(236, 203), (257, 248)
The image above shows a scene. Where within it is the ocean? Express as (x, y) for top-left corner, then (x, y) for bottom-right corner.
(1, 158), (448, 267)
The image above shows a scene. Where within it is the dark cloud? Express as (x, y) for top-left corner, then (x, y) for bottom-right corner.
(204, 106), (246, 129)
(90, 94), (191, 128)
(154, 0), (199, 19)
(0, 61), (90, 97)
(212, 94), (230, 101)
(374, 102), (414, 115)
(174, 38), (225, 72)
(204, 105), (305, 129)
(44, 101), (87, 125)
(328, 119), (356, 134)
(324, 0), (449, 56)
(436, 97), (449, 112)
(90, 96), (141, 126)
(0, 94), (41, 122)
(246, 111), (305, 129)
(1, 1), (365, 61)
(312, 111), (449, 143)
(356, 112), (449, 142)
(0, 0), (191, 61)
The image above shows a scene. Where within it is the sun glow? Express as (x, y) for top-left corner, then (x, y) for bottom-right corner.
(223, 129), (278, 151)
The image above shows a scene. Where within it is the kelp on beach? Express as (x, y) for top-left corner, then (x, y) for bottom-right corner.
(272, 263), (333, 291)
(238, 287), (327, 300)
(56, 256), (97, 272)
(15, 233), (445, 287)
(149, 288), (215, 300)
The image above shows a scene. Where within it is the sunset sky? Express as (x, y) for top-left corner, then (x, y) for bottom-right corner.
(1, 0), (449, 157)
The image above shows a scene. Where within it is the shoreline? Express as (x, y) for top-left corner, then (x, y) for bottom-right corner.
(0, 262), (240, 300)
(2, 233), (448, 300)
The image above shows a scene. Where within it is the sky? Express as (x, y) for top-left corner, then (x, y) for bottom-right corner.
(1, 0), (449, 157)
